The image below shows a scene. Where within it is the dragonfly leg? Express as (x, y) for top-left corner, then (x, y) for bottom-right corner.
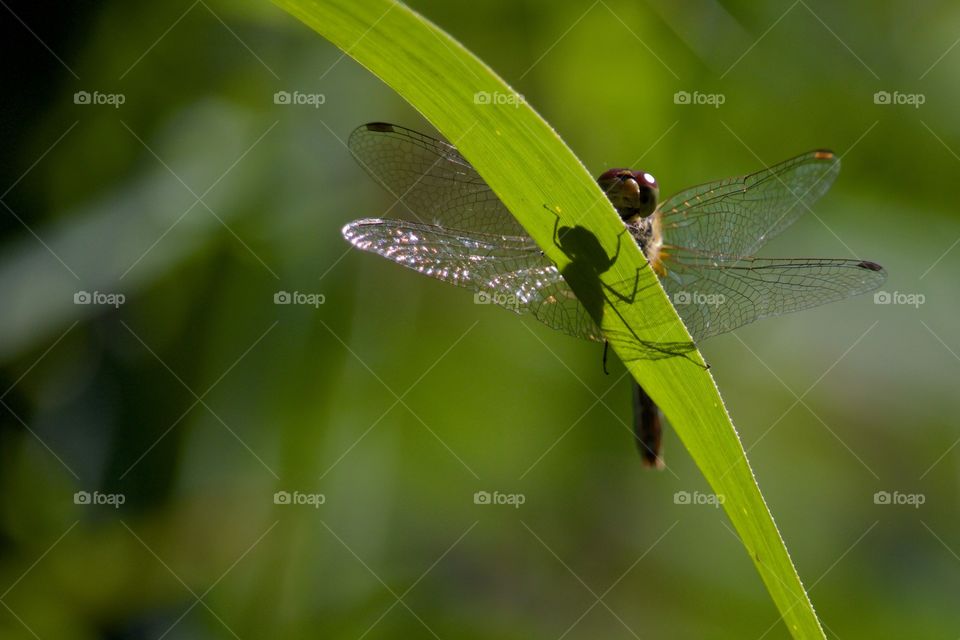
(599, 266), (643, 306)
(545, 204), (566, 248)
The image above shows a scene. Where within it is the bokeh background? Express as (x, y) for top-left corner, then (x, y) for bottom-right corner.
(1, 1), (957, 638)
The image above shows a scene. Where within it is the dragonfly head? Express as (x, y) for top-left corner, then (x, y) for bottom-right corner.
(596, 169), (659, 223)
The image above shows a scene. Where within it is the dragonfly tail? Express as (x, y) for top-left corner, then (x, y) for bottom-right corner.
(632, 381), (665, 469)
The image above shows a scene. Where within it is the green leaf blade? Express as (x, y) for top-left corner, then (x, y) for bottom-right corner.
(274, 1), (825, 637)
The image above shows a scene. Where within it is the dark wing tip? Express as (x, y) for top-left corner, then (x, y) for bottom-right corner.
(856, 260), (884, 272)
(363, 122), (396, 133)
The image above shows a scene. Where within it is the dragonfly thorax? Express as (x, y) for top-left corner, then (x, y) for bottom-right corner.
(627, 214), (665, 275)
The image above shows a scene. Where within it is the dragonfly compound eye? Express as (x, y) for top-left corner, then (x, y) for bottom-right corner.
(597, 168), (659, 221)
(631, 171), (659, 206)
(597, 169), (660, 222)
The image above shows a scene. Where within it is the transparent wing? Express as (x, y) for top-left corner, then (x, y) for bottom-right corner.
(657, 150), (841, 260)
(660, 253), (886, 341)
(342, 219), (604, 342)
(348, 123), (525, 236)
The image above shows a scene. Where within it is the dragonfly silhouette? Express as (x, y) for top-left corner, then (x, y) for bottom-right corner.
(342, 122), (886, 467)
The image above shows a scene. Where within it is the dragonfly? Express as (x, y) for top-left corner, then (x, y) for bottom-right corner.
(341, 122), (886, 467)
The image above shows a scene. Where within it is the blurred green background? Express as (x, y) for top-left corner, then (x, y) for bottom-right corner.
(1, 0), (957, 638)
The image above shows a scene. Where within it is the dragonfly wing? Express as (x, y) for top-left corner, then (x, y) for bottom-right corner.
(657, 150), (841, 260)
(659, 254), (886, 341)
(343, 219), (604, 342)
(348, 123), (525, 236)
